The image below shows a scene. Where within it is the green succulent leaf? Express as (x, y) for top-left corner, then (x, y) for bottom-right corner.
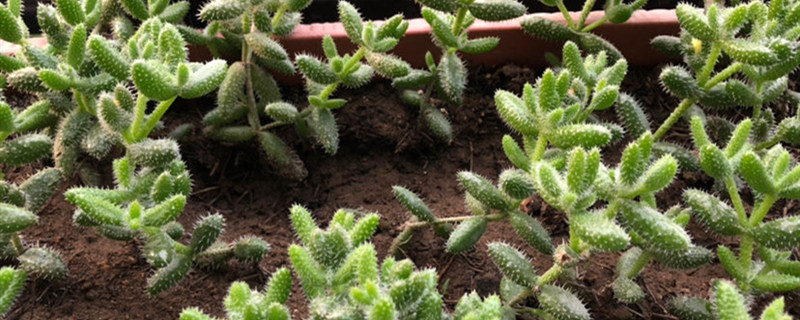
(573, 212), (630, 251)
(132, 60), (179, 101)
(536, 285), (590, 320)
(520, 16), (576, 41)
(618, 200), (691, 252)
(446, 217), (487, 253)
(508, 210), (553, 255)
(488, 242), (537, 288)
(469, 0), (526, 22)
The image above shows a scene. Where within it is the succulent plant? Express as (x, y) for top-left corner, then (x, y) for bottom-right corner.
(0, 0), (214, 179)
(396, 0), (526, 142)
(180, 205), (515, 320)
(179, 268), (293, 320)
(520, 0), (646, 61)
(649, 0), (800, 142)
(669, 280), (795, 320)
(65, 152), (269, 294)
(198, 0), (411, 179)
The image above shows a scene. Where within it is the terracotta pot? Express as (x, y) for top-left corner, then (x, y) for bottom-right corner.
(280, 9), (679, 69)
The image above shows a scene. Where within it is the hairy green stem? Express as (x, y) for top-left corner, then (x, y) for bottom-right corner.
(653, 98), (696, 141)
(452, 6), (468, 35)
(319, 83), (340, 100)
(696, 42), (722, 86)
(342, 47), (367, 76)
(242, 37), (262, 131)
(537, 264), (563, 286)
(581, 16), (608, 32)
(505, 264), (565, 307)
(577, 0), (597, 29)
(10, 233), (24, 256)
(724, 176), (748, 226)
(603, 200), (621, 219)
(530, 135), (548, 162)
(388, 213), (506, 256)
(755, 134), (782, 151)
(749, 194), (777, 227)
(739, 234), (754, 274)
(137, 97), (177, 141)
(705, 62), (742, 89)
(271, 5), (288, 31)
(556, 0), (576, 29)
(129, 94), (149, 142)
(752, 81), (764, 120)
(260, 108), (312, 131)
(624, 250), (652, 279)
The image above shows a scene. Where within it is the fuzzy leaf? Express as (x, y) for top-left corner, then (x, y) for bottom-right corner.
(0, 267), (26, 316)
(132, 60), (179, 101)
(469, 0), (526, 21)
(521, 16), (575, 41)
(446, 217), (487, 253)
(437, 51), (466, 105)
(573, 212), (630, 251)
(676, 4), (715, 41)
(619, 200), (691, 252)
(508, 210), (553, 255)
(458, 171), (508, 210)
(0, 134), (52, 165)
(488, 242), (537, 288)
(495, 89), (537, 135)
(198, 0), (244, 21)
(549, 124), (612, 149)
(751, 216), (800, 250)
(128, 139), (180, 168)
(683, 189), (742, 236)
(180, 60), (227, 99)
(537, 285), (590, 320)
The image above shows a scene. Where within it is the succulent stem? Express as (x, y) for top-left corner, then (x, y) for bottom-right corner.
(624, 250), (652, 279)
(556, 0), (576, 29)
(271, 5), (288, 31)
(530, 135), (548, 161)
(129, 94), (149, 142)
(696, 42), (722, 86)
(10, 233), (24, 256)
(739, 234), (754, 274)
(577, 0), (597, 29)
(452, 6), (468, 35)
(653, 98), (696, 141)
(752, 81), (764, 119)
(137, 97), (177, 141)
(748, 194), (777, 227)
(705, 62), (742, 89)
(506, 288), (533, 307)
(723, 175), (748, 226)
(537, 264), (563, 286)
(581, 16), (608, 32)
(388, 213), (505, 256)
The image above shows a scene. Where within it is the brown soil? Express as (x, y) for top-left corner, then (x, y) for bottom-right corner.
(4, 65), (800, 319)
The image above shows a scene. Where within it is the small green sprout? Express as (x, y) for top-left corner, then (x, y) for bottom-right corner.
(396, 0), (526, 142)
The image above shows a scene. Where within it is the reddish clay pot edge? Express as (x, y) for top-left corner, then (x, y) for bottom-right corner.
(281, 9), (679, 69)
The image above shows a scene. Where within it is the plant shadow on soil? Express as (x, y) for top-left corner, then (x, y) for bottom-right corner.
(4, 64), (800, 319)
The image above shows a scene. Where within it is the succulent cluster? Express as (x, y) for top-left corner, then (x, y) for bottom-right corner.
(650, 0), (800, 142)
(179, 268), (293, 320)
(0, 0), (258, 309)
(670, 280), (793, 320)
(183, 206), (514, 320)
(521, 0), (646, 61)
(198, 0), (412, 178)
(396, 0), (526, 141)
